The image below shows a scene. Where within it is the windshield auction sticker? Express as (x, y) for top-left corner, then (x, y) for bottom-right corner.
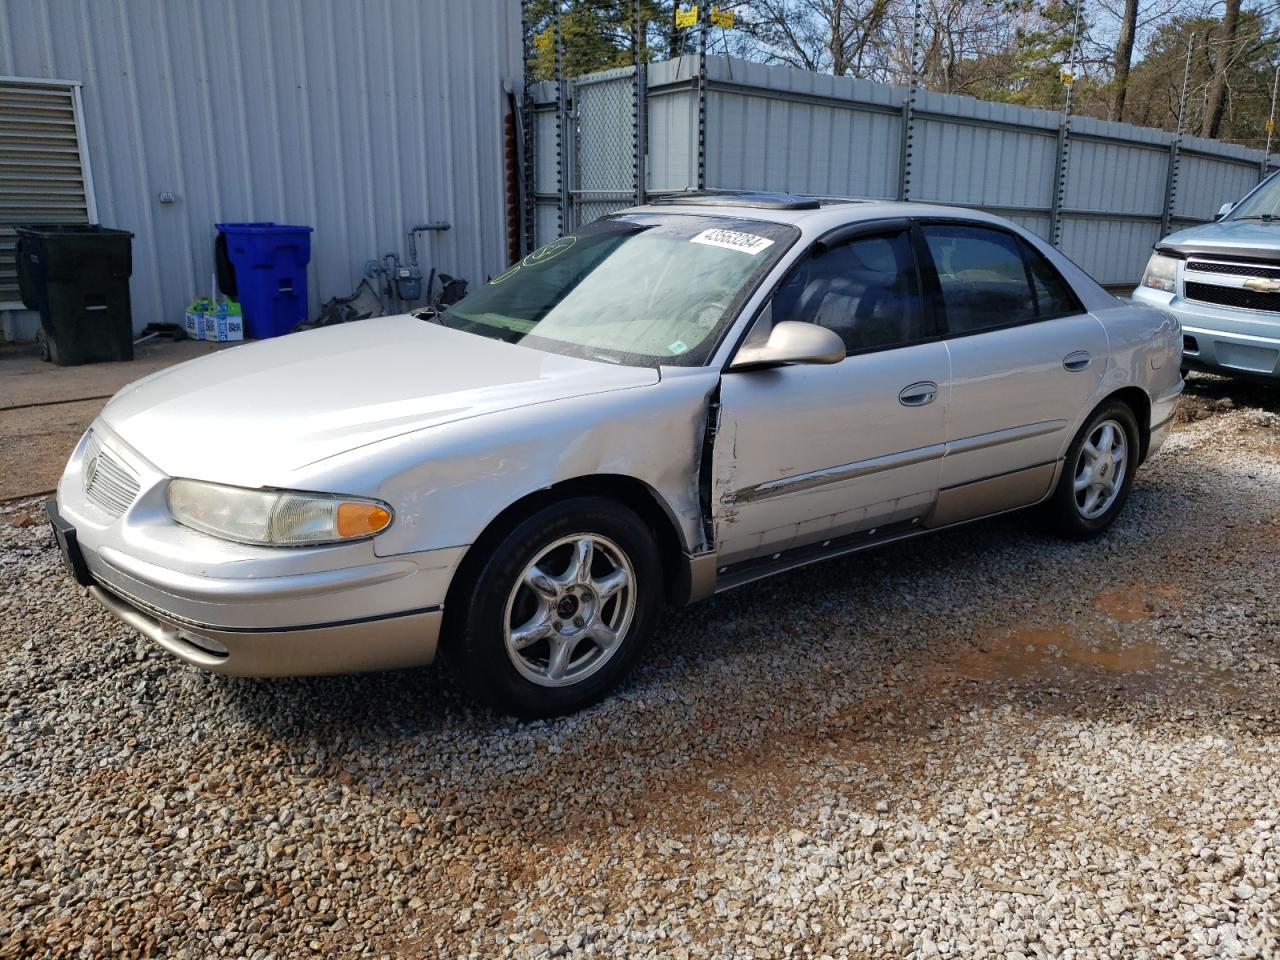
(690, 228), (775, 255)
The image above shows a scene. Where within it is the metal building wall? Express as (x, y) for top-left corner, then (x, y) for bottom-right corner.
(0, 0), (522, 337)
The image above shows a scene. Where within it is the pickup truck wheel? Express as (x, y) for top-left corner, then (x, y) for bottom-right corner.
(448, 496), (662, 718)
(1046, 400), (1140, 541)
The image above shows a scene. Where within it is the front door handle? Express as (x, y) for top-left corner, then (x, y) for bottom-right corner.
(899, 381), (938, 406)
(1063, 350), (1092, 371)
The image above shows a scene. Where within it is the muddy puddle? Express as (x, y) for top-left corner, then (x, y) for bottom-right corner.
(939, 577), (1238, 695)
(951, 624), (1158, 681)
(1091, 583), (1179, 623)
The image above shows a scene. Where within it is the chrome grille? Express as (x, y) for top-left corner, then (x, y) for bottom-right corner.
(82, 435), (140, 517)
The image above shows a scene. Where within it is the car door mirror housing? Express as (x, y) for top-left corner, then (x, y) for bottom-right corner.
(1217, 201), (1235, 219)
(730, 321), (846, 370)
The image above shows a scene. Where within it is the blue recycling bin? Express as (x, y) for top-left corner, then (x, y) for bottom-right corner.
(215, 222), (313, 338)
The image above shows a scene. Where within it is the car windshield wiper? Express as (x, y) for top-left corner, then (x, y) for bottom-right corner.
(1233, 214), (1277, 221)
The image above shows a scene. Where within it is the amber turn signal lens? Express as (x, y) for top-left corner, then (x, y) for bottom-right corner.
(336, 502), (393, 538)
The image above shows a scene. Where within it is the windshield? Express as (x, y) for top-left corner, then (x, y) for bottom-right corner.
(1229, 171), (1280, 221)
(435, 214), (799, 367)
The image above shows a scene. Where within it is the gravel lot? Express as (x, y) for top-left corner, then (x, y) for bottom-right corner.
(2, 374), (1278, 959)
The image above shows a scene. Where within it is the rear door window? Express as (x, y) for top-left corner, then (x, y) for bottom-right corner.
(921, 224), (1037, 334)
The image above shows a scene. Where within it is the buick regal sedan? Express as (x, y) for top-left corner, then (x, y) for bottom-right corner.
(49, 193), (1183, 717)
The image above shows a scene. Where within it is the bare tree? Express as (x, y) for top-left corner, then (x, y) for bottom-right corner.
(1201, 0), (1242, 136)
(746, 0), (893, 75)
(1111, 0), (1141, 118)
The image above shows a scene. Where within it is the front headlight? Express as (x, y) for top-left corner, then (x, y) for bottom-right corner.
(167, 479), (393, 546)
(1140, 252), (1179, 293)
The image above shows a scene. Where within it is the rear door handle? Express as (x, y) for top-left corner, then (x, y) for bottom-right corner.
(1063, 350), (1091, 371)
(899, 381), (938, 406)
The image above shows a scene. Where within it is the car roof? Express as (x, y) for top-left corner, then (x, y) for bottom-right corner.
(623, 191), (1019, 234)
(619, 190), (1118, 311)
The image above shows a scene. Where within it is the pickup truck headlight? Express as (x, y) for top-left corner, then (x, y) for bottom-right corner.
(1140, 252), (1179, 293)
(167, 479), (392, 546)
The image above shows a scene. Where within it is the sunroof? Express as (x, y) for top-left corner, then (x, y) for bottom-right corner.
(649, 191), (821, 211)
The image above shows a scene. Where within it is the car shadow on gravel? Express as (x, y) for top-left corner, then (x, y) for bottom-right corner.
(1181, 370), (1280, 417)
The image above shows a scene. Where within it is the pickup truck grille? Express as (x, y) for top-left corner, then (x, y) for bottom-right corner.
(1184, 281), (1280, 314)
(1185, 259), (1280, 281)
(82, 434), (141, 518)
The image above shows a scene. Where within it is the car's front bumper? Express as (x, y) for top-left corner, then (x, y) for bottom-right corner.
(86, 582), (442, 676)
(1131, 286), (1280, 381)
(52, 423), (465, 677)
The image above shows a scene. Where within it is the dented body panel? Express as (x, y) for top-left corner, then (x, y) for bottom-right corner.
(712, 341), (948, 564)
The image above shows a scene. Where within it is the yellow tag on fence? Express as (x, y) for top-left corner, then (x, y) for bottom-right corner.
(1059, 67), (1075, 85)
(1266, 118), (1276, 134)
(711, 7), (734, 27)
(675, 6), (698, 28)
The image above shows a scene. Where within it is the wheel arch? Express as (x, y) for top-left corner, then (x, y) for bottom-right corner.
(442, 474), (692, 628)
(1101, 385), (1152, 462)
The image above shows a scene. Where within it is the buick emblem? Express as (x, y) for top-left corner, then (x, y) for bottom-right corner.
(83, 455), (99, 490)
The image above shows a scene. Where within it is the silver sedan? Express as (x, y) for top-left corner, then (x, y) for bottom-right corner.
(50, 193), (1184, 716)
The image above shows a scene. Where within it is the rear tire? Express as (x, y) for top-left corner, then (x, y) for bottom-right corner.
(445, 496), (663, 718)
(1046, 400), (1140, 541)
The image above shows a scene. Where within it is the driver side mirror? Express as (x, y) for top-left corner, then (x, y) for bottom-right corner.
(729, 321), (846, 370)
(1217, 201), (1235, 220)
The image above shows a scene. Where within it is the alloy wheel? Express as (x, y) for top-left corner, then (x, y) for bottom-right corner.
(503, 534), (636, 688)
(1073, 418), (1128, 520)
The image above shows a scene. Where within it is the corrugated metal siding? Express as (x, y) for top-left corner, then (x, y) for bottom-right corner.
(1061, 139), (1167, 215)
(1176, 152), (1264, 221)
(912, 118), (1056, 209)
(645, 59), (697, 194)
(1059, 217), (1165, 287)
(0, 0), (522, 334)
(0, 79), (91, 304)
(706, 58), (901, 199)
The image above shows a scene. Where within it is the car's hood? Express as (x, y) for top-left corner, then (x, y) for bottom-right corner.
(101, 315), (658, 487)
(1158, 218), (1280, 262)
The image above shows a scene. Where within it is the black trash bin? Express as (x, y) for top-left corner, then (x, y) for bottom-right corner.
(14, 224), (135, 366)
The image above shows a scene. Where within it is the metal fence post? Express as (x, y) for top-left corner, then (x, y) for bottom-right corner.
(897, 0), (922, 202)
(634, 0), (647, 204)
(1049, 123), (1067, 242)
(1162, 34), (1195, 237)
(555, 4), (569, 237)
(1263, 64), (1278, 180)
(520, 0), (536, 255)
(696, 6), (708, 191)
(1051, 0), (1082, 247)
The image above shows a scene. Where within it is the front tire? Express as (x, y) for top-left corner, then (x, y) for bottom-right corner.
(446, 496), (663, 718)
(1046, 400), (1140, 541)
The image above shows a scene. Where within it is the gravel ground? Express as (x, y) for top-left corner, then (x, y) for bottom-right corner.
(2, 373), (1278, 959)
